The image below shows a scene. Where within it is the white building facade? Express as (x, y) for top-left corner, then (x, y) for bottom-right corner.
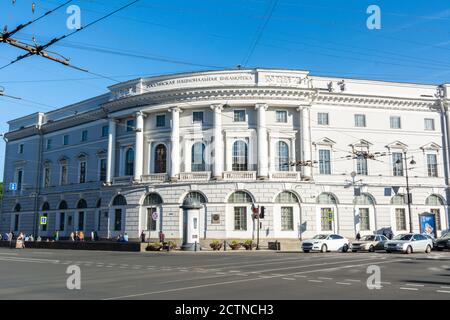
(1, 68), (449, 243)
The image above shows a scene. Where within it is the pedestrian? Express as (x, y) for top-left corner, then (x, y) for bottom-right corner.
(356, 232), (361, 241)
(159, 231), (165, 244)
(8, 231), (13, 249)
(123, 233), (129, 242)
(140, 231), (146, 243)
(70, 231), (75, 242)
(79, 231), (85, 241)
(29, 234), (34, 242)
(55, 230), (59, 242)
(91, 230), (95, 241)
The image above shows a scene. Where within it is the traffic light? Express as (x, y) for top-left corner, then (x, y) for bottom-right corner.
(259, 206), (265, 219)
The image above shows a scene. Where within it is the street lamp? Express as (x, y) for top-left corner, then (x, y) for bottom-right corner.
(345, 171), (364, 237)
(396, 152), (416, 233)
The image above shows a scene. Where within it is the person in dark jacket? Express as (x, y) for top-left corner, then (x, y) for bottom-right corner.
(356, 232), (361, 241)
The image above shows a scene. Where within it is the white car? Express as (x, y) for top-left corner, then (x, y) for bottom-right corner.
(384, 233), (433, 254)
(302, 234), (349, 253)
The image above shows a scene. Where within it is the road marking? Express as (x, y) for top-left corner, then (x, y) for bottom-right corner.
(103, 258), (408, 300)
(308, 280), (323, 283)
(400, 287), (418, 291)
(440, 286), (450, 290)
(0, 253), (18, 256)
(336, 282), (352, 285)
(282, 278), (296, 281)
(437, 290), (450, 294)
(215, 272), (226, 275)
(345, 279), (361, 282)
(318, 277), (333, 280)
(294, 275), (307, 278)
(405, 283), (424, 287)
(271, 274), (285, 276)
(0, 257), (60, 264)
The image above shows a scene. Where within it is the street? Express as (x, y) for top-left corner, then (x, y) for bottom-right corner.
(0, 248), (449, 300)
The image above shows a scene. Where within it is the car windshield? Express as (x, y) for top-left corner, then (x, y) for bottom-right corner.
(393, 234), (413, 241)
(361, 235), (376, 241)
(312, 235), (328, 240)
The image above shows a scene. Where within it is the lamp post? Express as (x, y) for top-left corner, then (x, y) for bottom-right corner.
(396, 152), (416, 233)
(345, 171), (364, 237)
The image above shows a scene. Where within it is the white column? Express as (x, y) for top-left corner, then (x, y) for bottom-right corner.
(170, 107), (181, 180)
(211, 104), (224, 179)
(299, 106), (312, 178)
(256, 104), (269, 178)
(269, 137), (275, 173)
(106, 118), (116, 185)
(134, 111), (144, 182)
(290, 137), (296, 172)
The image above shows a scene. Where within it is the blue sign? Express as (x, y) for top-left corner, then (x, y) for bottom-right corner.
(419, 213), (436, 237)
(40, 216), (48, 225)
(9, 182), (17, 191)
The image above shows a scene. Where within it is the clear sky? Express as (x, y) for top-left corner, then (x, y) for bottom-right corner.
(0, 0), (449, 180)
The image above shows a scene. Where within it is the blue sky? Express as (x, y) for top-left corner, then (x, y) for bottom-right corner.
(0, 0), (450, 180)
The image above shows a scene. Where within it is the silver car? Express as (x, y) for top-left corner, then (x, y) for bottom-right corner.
(384, 233), (433, 254)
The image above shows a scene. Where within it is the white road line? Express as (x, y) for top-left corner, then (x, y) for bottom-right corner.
(440, 286), (450, 290)
(0, 253), (18, 256)
(336, 282), (352, 285)
(103, 259), (407, 300)
(400, 287), (419, 291)
(345, 279), (361, 283)
(308, 280), (323, 283)
(380, 282), (391, 285)
(294, 275), (307, 278)
(282, 278), (296, 281)
(317, 277), (333, 280)
(405, 283), (424, 287)
(437, 290), (450, 294)
(271, 274), (285, 276)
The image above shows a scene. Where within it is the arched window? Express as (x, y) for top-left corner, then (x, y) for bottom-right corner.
(184, 192), (207, 204)
(42, 202), (50, 211)
(143, 193), (163, 206)
(154, 144), (167, 173)
(354, 193), (375, 205)
(96, 198), (102, 208)
(391, 195), (406, 205)
(58, 201), (68, 210)
(228, 191), (253, 203)
(426, 195), (444, 206)
(125, 148), (134, 176)
(317, 193), (338, 205)
(112, 195), (127, 206)
(276, 141), (289, 172)
(275, 191), (299, 203)
(191, 143), (206, 172)
(232, 140), (248, 171)
(77, 199), (88, 209)
(14, 203), (21, 212)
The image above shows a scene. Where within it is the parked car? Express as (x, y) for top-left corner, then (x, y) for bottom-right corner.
(302, 234), (349, 253)
(422, 233), (437, 249)
(351, 234), (388, 252)
(384, 233), (433, 254)
(435, 233), (450, 251)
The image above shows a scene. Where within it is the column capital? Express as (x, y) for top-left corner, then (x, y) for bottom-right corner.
(210, 104), (224, 111)
(169, 106), (182, 113)
(135, 111), (147, 118)
(107, 116), (119, 122)
(255, 103), (268, 111)
(296, 105), (311, 112)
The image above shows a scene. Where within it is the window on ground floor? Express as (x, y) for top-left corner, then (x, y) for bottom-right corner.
(320, 208), (333, 231)
(59, 212), (65, 231)
(359, 208), (370, 231)
(146, 207), (157, 231)
(114, 209), (122, 231)
(281, 207), (294, 231)
(78, 211), (84, 231)
(431, 208), (441, 231)
(234, 207), (247, 231)
(14, 214), (19, 232)
(395, 208), (406, 231)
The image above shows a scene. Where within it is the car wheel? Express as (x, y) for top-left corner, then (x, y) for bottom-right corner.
(303, 250), (310, 253)
(425, 245), (431, 254)
(342, 244), (349, 253)
(321, 244), (327, 253)
(369, 245), (375, 252)
(405, 246), (412, 254)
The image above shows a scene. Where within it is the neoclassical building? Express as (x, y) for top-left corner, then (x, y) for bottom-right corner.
(1, 68), (449, 243)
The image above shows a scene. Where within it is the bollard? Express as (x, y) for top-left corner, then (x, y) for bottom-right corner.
(195, 241), (198, 252)
(223, 240), (227, 251)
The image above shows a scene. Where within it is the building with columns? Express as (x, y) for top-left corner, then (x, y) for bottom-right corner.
(1, 68), (449, 244)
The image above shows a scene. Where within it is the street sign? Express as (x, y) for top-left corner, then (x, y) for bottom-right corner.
(9, 182), (17, 191)
(152, 211), (158, 221)
(40, 216), (48, 225)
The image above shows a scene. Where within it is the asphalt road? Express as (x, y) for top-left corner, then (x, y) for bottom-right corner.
(0, 248), (449, 300)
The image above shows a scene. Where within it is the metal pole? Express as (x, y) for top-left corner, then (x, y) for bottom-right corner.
(256, 207), (260, 250)
(404, 152), (413, 233)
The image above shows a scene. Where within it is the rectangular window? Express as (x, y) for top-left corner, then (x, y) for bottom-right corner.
(126, 119), (135, 132)
(146, 208), (157, 231)
(317, 113), (329, 125)
(156, 115), (165, 127)
(18, 144), (24, 154)
(81, 130), (88, 142)
(392, 152), (403, 176)
(390, 116), (401, 129)
(102, 125), (109, 137)
(395, 208), (406, 231)
(59, 212), (65, 231)
(356, 155), (368, 176)
(44, 166), (51, 188)
(281, 207), (294, 231)
(359, 208), (370, 231)
(60, 164), (68, 185)
(78, 211), (84, 231)
(16, 169), (23, 191)
(193, 111), (204, 123)
(320, 208), (333, 231)
(114, 209), (122, 231)
(14, 214), (19, 232)
(427, 154), (438, 177)
(276, 111), (288, 123)
(234, 207), (247, 231)
(99, 159), (107, 182)
(425, 118), (435, 131)
(42, 213), (48, 232)
(431, 209), (441, 231)
(319, 150), (331, 175)
(63, 135), (69, 146)
(79, 161), (86, 184)
(233, 110), (246, 122)
(354, 114), (366, 127)
(46, 139), (52, 150)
